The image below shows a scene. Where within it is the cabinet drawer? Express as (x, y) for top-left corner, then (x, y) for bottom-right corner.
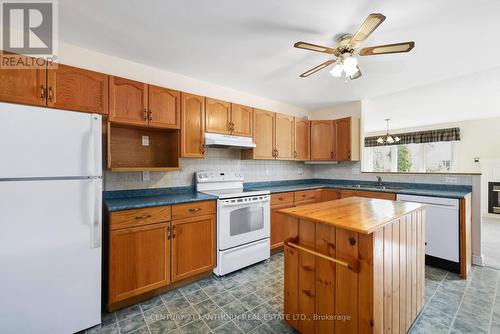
(172, 200), (215, 220)
(110, 206), (171, 230)
(294, 199), (316, 207)
(294, 190), (316, 203)
(271, 192), (294, 206)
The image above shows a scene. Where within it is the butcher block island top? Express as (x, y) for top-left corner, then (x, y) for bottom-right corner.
(278, 196), (426, 334)
(277, 196), (425, 234)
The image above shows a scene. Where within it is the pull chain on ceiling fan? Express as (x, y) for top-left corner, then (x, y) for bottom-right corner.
(294, 13), (415, 80)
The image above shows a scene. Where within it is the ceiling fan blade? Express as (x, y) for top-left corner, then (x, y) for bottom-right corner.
(300, 59), (335, 77)
(348, 13), (386, 48)
(359, 41), (415, 56)
(350, 67), (362, 80)
(294, 41), (335, 54)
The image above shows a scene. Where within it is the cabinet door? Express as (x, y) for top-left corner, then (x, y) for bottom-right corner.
(181, 93), (205, 158)
(47, 64), (108, 114)
(205, 98), (231, 134)
(335, 117), (351, 161)
(275, 113), (294, 160)
(171, 215), (216, 282)
(0, 56), (46, 106)
(148, 85), (180, 129)
(109, 222), (170, 303)
(294, 118), (310, 160)
(310, 120), (333, 160)
(109, 76), (148, 126)
(271, 203), (294, 250)
(253, 109), (275, 159)
(231, 103), (253, 137)
(324, 189), (341, 201)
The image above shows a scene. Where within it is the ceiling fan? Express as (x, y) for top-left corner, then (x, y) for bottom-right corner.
(294, 13), (415, 80)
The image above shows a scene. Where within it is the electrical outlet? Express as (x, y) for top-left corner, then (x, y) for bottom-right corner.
(142, 171), (150, 181)
(297, 167), (303, 175)
(142, 136), (149, 146)
(445, 176), (458, 184)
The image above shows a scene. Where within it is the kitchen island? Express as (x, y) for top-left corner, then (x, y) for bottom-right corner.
(278, 196), (426, 334)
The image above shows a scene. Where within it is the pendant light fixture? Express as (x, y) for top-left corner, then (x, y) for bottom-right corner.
(377, 119), (400, 144)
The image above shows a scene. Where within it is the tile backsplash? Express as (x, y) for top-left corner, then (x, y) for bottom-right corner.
(104, 148), (315, 191)
(105, 151), (475, 191)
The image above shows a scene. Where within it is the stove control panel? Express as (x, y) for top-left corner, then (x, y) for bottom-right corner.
(196, 171), (244, 183)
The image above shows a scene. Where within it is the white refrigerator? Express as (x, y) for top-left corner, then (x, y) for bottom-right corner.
(0, 103), (102, 333)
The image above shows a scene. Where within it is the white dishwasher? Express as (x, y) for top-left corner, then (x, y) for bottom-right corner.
(397, 194), (459, 269)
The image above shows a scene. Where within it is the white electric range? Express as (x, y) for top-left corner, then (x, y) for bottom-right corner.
(196, 171), (270, 276)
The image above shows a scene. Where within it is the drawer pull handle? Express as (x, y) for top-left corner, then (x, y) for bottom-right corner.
(285, 241), (359, 273)
(135, 214), (152, 220)
(188, 208), (202, 212)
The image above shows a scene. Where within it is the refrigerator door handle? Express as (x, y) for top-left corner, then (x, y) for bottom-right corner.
(90, 178), (102, 248)
(90, 115), (102, 177)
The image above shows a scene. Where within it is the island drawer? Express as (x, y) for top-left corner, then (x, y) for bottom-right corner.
(110, 206), (171, 230)
(294, 190), (316, 203)
(271, 192), (294, 206)
(172, 200), (215, 220)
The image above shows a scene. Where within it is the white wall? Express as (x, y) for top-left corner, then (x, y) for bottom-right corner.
(57, 42), (309, 118)
(362, 66), (500, 133)
(309, 101), (361, 120)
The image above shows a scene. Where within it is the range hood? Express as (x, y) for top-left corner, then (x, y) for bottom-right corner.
(205, 133), (256, 149)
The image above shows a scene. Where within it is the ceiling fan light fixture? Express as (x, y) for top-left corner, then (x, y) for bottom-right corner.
(343, 57), (359, 77)
(329, 63), (343, 77)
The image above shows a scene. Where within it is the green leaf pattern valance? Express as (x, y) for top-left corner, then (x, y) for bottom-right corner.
(364, 127), (460, 147)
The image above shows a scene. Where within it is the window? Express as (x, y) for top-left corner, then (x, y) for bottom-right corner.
(367, 141), (457, 173)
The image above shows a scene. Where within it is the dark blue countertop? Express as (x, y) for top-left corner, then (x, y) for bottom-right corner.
(104, 179), (472, 212)
(244, 178), (472, 199)
(104, 186), (217, 212)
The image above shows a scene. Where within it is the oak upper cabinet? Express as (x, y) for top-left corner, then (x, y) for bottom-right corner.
(310, 117), (360, 161)
(181, 93), (205, 158)
(109, 76), (148, 126)
(294, 118), (310, 160)
(0, 57), (46, 106)
(171, 214), (216, 282)
(148, 85), (180, 129)
(249, 109), (275, 159)
(274, 114), (294, 160)
(205, 98), (231, 134)
(231, 103), (253, 137)
(109, 222), (170, 304)
(47, 64), (109, 114)
(310, 120), (334, 160)
(335, 117), (360, 161)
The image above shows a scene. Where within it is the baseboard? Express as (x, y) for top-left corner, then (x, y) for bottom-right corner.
(472, 254), (484, 266)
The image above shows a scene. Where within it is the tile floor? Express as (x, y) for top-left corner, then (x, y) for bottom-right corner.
(482, 218), (500, 269)
(88, 252), (500, 334)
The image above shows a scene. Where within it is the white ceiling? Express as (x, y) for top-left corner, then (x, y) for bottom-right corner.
(59, 0), (500, 110)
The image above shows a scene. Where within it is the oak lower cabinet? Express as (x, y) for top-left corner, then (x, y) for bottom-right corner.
(171, 214), (216, 281)
(47, 64), (109, 114)
(181, 93), (206, 158)
(109, 222), (171, 304)
(271, 193), (295, 250)
(107, 201), (216, 310)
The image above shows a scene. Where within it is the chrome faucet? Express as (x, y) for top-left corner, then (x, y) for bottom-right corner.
(376, 176), (384, 187)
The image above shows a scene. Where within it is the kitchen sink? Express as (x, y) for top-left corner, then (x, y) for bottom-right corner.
(352, 184), (402, 190)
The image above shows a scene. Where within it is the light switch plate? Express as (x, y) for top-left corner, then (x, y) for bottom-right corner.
(142, 136), (149, 146)
(142, 171), (150, 181)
